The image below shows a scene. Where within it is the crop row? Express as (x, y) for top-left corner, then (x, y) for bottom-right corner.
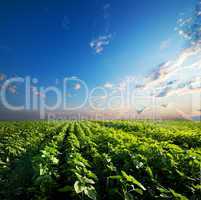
(97, 120), (201, 149)
(0, 121), (66, 199)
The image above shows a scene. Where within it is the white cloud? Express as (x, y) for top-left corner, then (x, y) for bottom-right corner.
(143, 46), (201, 92)
(136, 106), (147, 114)
(74, 83), (81, 90)
(96, 42), (201, 117)
(104, 82), (113, 88)
(90, 34), (112, 54)
(151, 53), (200, 97)
(178, 30), (191, 40)
(86, 6), (201, 119)
(103, 3), (111, 19)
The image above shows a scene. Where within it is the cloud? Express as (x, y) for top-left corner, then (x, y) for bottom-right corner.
(175, 108), (193, 120)
(176, 1), (201, 46)
(155, 87), (172, 97)
(104, 82), (113, 88)
(74, 83), (81, 90)
(90, 34), (112, 54)
(178, 30), (191, 40)
(136, 106), (147, 114)
(94, 38), (201, 117)
(117, 84), (126, 91)
(0, 73), (6, 81)
(161, 103), (168, 108)
(103, 3), (111, 19)
(160, 38), (171, 50)
(165, 87), (201, 97)
(142, 45), (201, 96)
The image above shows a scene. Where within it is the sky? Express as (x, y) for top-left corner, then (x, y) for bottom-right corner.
(0, 0), (201, 120)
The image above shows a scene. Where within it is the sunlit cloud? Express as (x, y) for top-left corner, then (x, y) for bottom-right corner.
(93, 32), (201, 119)
(175, 108), (193, 120)
(141, 45), (201, 98)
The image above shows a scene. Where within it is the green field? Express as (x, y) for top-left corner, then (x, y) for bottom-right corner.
(0, 120), (201, 200)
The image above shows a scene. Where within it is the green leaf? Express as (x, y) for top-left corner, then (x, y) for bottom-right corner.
(84, 186), (97, 200)
(175, 169), (185, 177)
(51, 157), (59, 164)
(169, 189), (188, 200)
(193, 184), (201, 190)
(82, 176), (95, 184)
(74, 181), (85, 193)
(157, 186), (169, 193)
(109, 175), (122, 180)
(121, 171), (146, 191)
(134, 188), (143, 195)
(146, 166), (153, 178)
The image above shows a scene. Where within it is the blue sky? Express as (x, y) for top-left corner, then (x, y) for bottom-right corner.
(0, 0), (200, 119)
(0, 0), (195, 83)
